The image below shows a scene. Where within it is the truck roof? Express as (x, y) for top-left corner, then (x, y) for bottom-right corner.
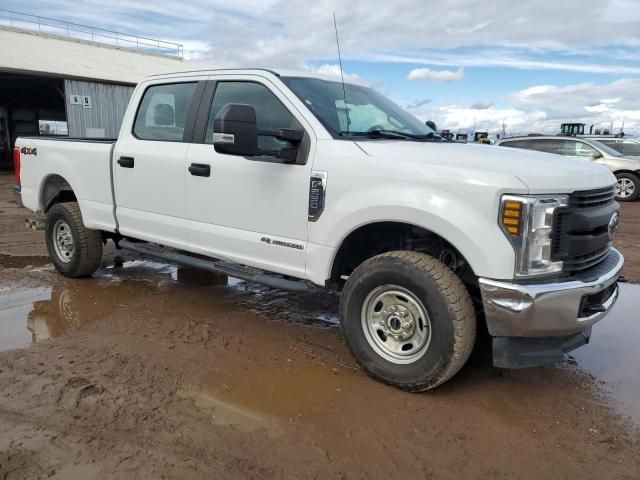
(146, 67), (368, 85)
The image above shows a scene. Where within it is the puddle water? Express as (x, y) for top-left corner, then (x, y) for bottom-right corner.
(0, 257), (338, 353)
(0, 254), (50, 269)
(0, 287), (51, 351)
(180, 359), (353, 435)
(0, 259), (176, 351)
(571, 283), (640, 426)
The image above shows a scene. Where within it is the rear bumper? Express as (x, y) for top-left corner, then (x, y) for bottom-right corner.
(13, 185), (23, 207)
(479, 248), (623, 367)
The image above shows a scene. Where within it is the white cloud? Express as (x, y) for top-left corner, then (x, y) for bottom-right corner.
(17, 0), (640, 74)
(407, 78), (640, 136)
(307, 64), (366, 83)
(470, 100), (493, 110)
(407, 67), (464, 83)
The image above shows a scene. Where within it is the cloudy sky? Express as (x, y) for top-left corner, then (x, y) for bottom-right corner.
(5, 0), (640, 135)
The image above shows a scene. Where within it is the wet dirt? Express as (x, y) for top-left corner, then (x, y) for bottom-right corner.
(0, 254), (50, 269)
(1, 171), (640, 479)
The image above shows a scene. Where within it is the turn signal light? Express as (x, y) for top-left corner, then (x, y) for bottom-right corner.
(502, 200), (522, 236)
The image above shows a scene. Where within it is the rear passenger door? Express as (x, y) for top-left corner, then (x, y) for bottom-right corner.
(184, 76), (316, 278)
(113, 79), (205, 249)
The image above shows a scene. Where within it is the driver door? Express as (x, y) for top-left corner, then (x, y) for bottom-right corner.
(184, 77), (316, 278)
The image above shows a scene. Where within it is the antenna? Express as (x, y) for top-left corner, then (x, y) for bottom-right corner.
(333, 12), (350, 134)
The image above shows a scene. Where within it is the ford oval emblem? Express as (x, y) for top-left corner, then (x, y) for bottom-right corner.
(608, 211), (620, 240)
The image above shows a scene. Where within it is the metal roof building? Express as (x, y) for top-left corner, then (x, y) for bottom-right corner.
(0, 11), (217, 168)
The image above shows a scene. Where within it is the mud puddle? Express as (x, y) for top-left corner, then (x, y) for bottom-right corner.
(572, 283), (640, 426)
(0, 259), (176, 351)
(181, 358), (355, 434)
(0, 258), (338, 353)
(5, 252), (638, 430)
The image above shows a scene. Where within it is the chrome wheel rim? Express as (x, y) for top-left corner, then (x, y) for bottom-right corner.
(52, 219), (74, 263)
(616, 178), (635, 199)
(361, 285), (432, 364)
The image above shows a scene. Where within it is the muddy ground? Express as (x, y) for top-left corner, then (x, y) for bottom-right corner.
(1, 171), (639, 479)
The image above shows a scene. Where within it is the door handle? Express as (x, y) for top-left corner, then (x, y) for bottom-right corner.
(188, 163), (211, 177)
(117, 156), (135, 168)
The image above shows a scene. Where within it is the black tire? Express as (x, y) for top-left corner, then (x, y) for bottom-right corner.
(615, 172), (640, 202)
(45, 202), (103, 278)
(340, 251), (476, 391)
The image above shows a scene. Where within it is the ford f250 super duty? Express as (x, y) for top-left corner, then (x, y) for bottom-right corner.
(13, 69), (623, 390)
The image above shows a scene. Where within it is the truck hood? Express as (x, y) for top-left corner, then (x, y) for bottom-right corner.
(355, 141), (615, 193)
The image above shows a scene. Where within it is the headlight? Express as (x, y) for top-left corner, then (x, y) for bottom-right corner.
(499, 194), (569, 277)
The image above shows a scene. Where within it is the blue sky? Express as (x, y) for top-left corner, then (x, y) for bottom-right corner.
(4, 0), (640, 135)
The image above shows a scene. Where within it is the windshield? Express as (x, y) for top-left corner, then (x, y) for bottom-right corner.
(281, 77), (435, 138)
(589, 139), (623, 157)
(599, 139), (640, 156)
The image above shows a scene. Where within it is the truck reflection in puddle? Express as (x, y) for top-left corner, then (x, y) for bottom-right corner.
(0, 259), (177, 350)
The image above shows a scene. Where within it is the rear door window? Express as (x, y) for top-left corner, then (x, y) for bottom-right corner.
(133, 82), (197, 142)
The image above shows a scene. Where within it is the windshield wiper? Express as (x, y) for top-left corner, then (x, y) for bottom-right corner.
(340, 130), (442, 140)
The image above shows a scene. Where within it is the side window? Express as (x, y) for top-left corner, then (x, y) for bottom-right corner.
(572, 141), (598, 158)
(500, 140), (531, 149)
(133, 83), (197, 142)
(205, 82), (296, 151)
(529, 139), (567, 155)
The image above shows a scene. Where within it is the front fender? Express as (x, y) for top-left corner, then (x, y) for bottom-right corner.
(308, 183), (518, 281)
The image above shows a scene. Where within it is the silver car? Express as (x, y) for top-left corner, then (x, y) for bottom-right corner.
(495, 135), (640, 201)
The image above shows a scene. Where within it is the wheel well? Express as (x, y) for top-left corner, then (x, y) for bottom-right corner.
(330, 222), (476, 285)
(613, 170), (640, 177)
(40, 175), (77, 212)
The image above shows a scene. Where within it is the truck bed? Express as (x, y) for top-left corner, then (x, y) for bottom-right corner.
(16, 136), (117, 233)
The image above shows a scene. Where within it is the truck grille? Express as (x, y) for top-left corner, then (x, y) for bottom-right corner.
(568, 185), (617, 209)
(552, 186), (618, 274)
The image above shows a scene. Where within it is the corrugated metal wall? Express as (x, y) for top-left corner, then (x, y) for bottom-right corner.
(64, 80), (134, 138)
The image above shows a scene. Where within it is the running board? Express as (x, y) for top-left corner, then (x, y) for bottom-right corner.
(118, 240), (312, 292)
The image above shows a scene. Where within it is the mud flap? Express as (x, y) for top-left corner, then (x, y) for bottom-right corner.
(492, 328), (591, 369)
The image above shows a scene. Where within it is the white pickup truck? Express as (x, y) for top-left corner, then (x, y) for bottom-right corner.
(13, 68), (623, 390)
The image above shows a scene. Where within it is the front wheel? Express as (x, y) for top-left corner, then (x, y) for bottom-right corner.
(45, 202), (103, 277)
(615, 172), (640, 202)
(340, 251), (476, 391)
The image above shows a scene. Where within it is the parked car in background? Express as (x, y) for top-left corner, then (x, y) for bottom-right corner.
(496, 135), (640, 201)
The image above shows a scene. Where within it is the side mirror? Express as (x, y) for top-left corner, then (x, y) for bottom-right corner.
(591, 150), (603, 159)
(213, 103), (258, 157)
(213, 103), (306, 163)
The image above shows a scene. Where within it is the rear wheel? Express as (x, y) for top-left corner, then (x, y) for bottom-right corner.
(615, 172), (640, 202)
(340, 251), (476, 391)
(45, 202), (103, 277)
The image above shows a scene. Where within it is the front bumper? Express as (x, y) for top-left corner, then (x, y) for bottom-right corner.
(479, 248), (623, 367)
(13, 185), (23, 207)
